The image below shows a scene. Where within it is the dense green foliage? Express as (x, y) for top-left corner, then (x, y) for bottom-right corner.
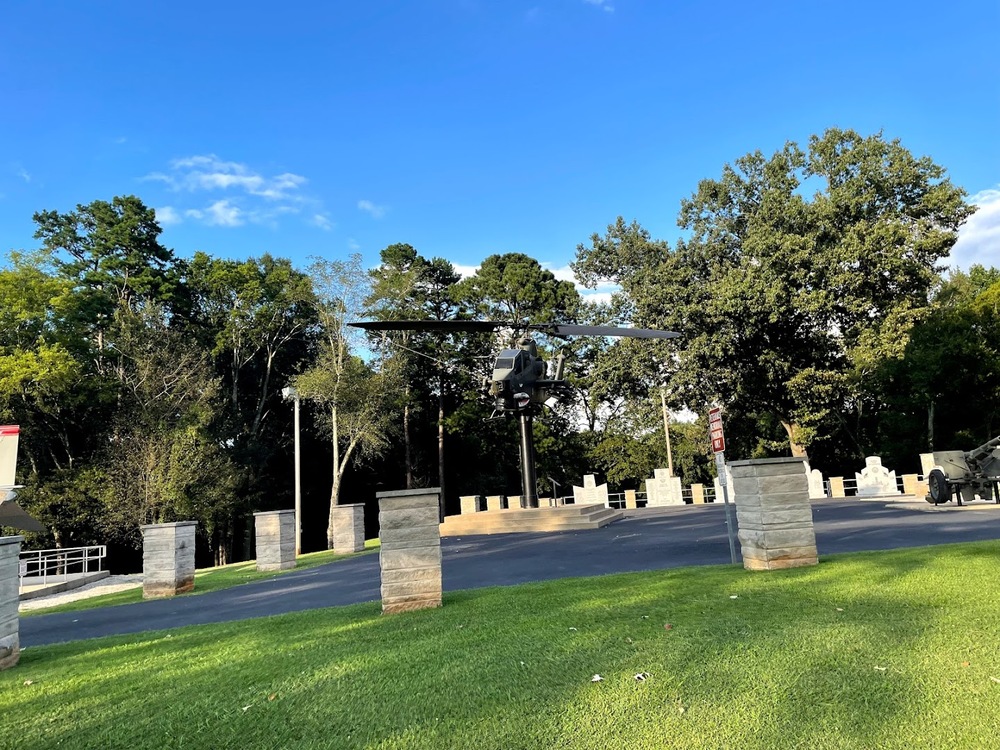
(574, 129), (983, 474)
(6, 542), (1000, 749)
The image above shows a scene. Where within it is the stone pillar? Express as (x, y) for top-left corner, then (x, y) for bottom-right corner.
(506, 495), (524, 510)
(829, 477), (846, 498)
(253, 510), (295, 572)
(378, 488), (442, 615)
(0, 535), (23, 670)
(624, 490), (637, 509)
(329, 503), (365, 554)
(691, 484), (705, 504)
(459, 495), (483, 515)
(486, 495), (505, 512)
(141, 521), (197, 598)
(730, 458), (818, 571)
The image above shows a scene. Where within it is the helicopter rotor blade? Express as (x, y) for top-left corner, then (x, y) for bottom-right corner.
(531, 323), (680, 339)
(349, 320), (506, 333)
(350, 320), (681, 339)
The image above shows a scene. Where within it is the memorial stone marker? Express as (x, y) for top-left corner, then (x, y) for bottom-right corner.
(572, 474), (609, 506)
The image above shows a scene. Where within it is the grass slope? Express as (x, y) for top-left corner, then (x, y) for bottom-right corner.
(21, 541), (380, 617)
(4, 542), (1000, 749)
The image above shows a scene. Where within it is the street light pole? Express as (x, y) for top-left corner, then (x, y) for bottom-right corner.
(282, 386), (302, 555)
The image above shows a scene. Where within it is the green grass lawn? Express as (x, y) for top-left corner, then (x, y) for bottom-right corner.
(21, 540), (380, 616)
(4, 541), (1000, 749)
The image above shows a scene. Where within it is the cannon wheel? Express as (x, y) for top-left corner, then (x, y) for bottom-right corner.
(927, 469), (952, 504)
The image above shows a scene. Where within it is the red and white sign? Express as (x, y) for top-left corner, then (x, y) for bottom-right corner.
(708, 407), (725, 454)
(0, 425), (19, 487)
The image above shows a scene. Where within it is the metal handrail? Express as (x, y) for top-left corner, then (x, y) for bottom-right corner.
(18, 545), (107, 590)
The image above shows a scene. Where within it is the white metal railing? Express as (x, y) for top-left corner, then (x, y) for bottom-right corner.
(18, 545), (107, 590)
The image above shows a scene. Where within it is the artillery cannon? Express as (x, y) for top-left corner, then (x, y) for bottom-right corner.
(925, 434), (1000, 505)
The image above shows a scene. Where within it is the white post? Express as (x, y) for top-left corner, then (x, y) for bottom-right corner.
(293, 394), (301, 555)
(282, 386), (302, 556)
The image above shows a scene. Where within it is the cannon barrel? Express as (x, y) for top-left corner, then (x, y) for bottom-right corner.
(964, 434), (1000, 467)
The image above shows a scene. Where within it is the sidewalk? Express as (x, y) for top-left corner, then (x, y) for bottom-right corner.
(19, 574), (143, 611)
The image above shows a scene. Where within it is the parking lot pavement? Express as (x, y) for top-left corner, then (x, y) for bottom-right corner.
(20, 500), (1000, 647)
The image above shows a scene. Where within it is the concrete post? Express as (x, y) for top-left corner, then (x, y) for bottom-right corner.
(459, 495), (483, 515)
(691, 483), (705, 504)
(730, 458), (818, 571)
(624, 489), (637, 509)
(329, 503), (365, 554)
(506, 495), (524, 510)
(377, 488), (442, 615)
(253, 510), (296, 572)
(485, 495), (505, 512)
(141, 521), (197, 598)
(0, 535), (23, 670)
(829, 477), (846, 498)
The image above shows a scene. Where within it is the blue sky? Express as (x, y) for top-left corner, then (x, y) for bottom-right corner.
(2, 0), (998, 293)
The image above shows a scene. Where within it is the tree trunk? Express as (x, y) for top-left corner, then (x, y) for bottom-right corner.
(927, 400), (935, 452)
(327, 405), (341, 548)
(780, 420), (809, 460)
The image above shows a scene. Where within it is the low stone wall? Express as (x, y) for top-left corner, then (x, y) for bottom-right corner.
(141, 521), (197, 598)
(485, 495), (505, 512)
(377, 488), (442, 615)
(254, 510), (295, 571)
(329, 503), (365, 554)
(731, 458), (818, 571)
(459, 495), (484, 514)
(0, 535), (23, 670)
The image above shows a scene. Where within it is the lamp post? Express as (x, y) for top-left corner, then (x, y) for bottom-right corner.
(281, 386), (302, 555)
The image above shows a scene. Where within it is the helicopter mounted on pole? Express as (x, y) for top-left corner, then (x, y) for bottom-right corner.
(349, 319), (680, 509)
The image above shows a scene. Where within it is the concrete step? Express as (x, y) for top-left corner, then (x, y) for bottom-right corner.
(440, 504), (623, 536)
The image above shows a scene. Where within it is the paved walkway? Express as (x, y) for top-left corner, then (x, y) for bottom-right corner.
(20, 500), (1000, 647)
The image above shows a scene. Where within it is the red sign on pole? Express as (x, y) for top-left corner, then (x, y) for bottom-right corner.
(708, 407), (725, 453)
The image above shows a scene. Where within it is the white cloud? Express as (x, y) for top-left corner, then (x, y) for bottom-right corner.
(153, 155), (308, 201)
(543, 263), (619, 305)
(16, 167), (30, 183)
(205, 200), (243, 227)
(311, 213), (334, 231)
(452, 263), (479, 279)
(347, 238), (361, 251)
(583, 0), (614, 12)
(950, 186), (1000, 270)
(155, 206), (182, 226)
(357, 199), (388, 219)
(142, 154), (325, 230)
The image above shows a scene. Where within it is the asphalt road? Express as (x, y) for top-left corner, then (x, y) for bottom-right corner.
(21, 499), (1000, 647)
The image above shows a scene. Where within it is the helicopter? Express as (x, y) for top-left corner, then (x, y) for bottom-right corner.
(349, 320), (680, 509)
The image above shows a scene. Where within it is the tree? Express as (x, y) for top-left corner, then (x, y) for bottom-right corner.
(100, 305), (240, 561)
(575, 129), (973, 462)
(32, 195), (186, 354)
(296, 255), (401, 548)
(186, 252), (317, 506)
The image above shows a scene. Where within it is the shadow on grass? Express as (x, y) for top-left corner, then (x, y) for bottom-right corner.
(4, 542), (1000, 749)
